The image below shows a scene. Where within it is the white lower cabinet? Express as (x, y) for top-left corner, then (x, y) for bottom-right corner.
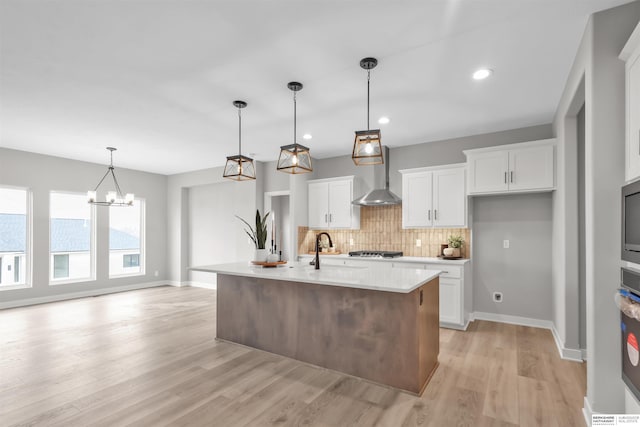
(438, 278), (461, 326)
(391, 261), (470, 329)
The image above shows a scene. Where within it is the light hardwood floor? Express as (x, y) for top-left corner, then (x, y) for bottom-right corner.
(0, 286), (586, 427)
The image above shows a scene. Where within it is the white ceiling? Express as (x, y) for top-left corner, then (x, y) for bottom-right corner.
(0, 0), (632, 175)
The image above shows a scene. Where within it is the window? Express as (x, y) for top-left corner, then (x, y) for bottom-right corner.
(53, 254), (69, 279)
(110, 199), (144, 276)
(50, 192), (94, 283)
(123, 254), (140, 268)
(0, 187), (30, 288)
(14, 255), (20, 283)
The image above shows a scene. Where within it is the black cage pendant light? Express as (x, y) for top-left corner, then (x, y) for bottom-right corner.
(223, 100), (256, 181)
(277, 82), (312, 174)
(352, 57), (383, 166)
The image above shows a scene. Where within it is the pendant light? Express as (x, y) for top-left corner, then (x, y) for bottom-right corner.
(87, 147), (134, 206)
(352, 57), (383, 166)
(277, 82), (312, 174)
(223, 100), (256, 181)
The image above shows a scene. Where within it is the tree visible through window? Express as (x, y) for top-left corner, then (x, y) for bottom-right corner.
(110, 199), (144, 276)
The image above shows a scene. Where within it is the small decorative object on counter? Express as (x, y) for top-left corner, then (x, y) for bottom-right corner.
(236, 209), (270, 262)
(445, 234), (465, 258)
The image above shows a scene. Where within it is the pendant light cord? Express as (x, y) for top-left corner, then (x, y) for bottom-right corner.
(238, 107), (242, 157)
(293, 90), (297, 144)
(367, 69), (371, 131)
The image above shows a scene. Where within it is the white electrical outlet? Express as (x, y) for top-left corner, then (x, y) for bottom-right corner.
(416, 239), (422, 247)
(349, 238), (354, 246)
(154, 270), (159, 277)
(493, 292), (503, 303)
(503, 240), (510, 249)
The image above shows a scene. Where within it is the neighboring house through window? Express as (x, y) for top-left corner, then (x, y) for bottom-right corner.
(110, 199), (144, 277)
(0, 186), (29, 288)
(49, 192), (95, 283)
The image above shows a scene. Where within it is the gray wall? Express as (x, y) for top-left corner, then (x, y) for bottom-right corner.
(577, 104), (586, 350)
(0, 147), (167, 304)
(166, 165), (258, 285)
(309, 124), (553, 199)
(187, 182), (255, 286)
(388, 124), (553, 196)
(552, 0), (640, 414)
(472, 194), (553, 320)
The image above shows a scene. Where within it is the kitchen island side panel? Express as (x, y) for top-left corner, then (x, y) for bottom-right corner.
(216, 273), (439, 394)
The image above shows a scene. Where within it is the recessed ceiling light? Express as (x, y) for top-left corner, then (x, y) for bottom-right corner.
(473, 68), (493, 80)
(303, 133), (312, 140)
(378, 117), (390, 125)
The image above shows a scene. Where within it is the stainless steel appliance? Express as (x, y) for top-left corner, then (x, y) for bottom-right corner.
(622, 179), (640, 264)
(621, 267), (640, 401)
(348, 250), (403, 258)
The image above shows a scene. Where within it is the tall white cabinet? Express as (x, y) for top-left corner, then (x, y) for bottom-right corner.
(464, 139), (556, 195)
(400, 164), (467, 228)
(621, 22), (640, 183)
(308, 176), (360, 229)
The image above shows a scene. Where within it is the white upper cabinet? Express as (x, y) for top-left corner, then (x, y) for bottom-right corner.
(308, 176), (359, 229)
(621, 22), (640, 183)
(400, 164), (466, 228)
(464, 139), (556, 195)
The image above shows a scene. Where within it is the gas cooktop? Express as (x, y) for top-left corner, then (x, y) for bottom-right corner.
(348, 251), (403, 258)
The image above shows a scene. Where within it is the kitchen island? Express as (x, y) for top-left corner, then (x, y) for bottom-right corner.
(191, 262), (441, 395)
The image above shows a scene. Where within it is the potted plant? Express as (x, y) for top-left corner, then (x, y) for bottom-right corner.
(236, 209), (270, 261)
(444, 234), (464, 258)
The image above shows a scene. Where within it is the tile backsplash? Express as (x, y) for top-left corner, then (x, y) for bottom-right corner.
(298, 205), (470, 258)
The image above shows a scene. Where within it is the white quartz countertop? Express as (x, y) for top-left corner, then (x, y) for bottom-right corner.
(298, 254), (470, 265)
(191, 261), (441, 294)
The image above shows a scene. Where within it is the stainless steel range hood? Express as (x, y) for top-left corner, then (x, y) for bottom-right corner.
(352, 146), (402, 206)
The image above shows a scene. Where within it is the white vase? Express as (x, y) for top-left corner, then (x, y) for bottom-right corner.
(443, 247), (455, 257)
(253, 249), (268, 262)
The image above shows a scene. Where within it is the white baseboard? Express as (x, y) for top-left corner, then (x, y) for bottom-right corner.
(472, 311), (554, 329)
(185, 281), (217, 290)
(550, 324), (584, 362)
(583, 396), (593, 427)
(167, 281), (184, 287)
(472, 311), (584, 362)
(0, 281), (169, 310)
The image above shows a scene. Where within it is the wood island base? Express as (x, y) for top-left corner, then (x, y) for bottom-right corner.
(216, 273), (440, 395)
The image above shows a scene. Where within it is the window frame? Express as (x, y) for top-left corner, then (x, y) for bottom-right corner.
(109, 198), (145, 278)
(49, 191), (96, 285)
(0, 185), (32, 291)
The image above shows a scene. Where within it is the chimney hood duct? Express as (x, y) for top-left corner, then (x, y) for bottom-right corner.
(352, 146), (402, 206)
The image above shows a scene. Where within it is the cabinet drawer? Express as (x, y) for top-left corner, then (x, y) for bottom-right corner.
(425, 264), (461, 279)
(391, 262), (426, 270)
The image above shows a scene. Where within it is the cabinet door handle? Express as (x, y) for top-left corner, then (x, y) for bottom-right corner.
(510, 171), (514, 183)
(504, 172), (507, 184)
(434, 210), (438, 220)
(329, 213), (333, 223)
(428, 210), (431, 220)
(419, 289), (423, 306)
(325, 213), (328, 223)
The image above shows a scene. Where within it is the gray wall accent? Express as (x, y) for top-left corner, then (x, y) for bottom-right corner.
(577, 104), (586, 351)
(0, 147), (167, 302)
(472, 194), (553, 320)
(553, 0), (640, 414)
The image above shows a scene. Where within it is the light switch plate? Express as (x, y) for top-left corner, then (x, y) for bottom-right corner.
(416, 239), (422, 247)
(503, 240), (510, 249)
